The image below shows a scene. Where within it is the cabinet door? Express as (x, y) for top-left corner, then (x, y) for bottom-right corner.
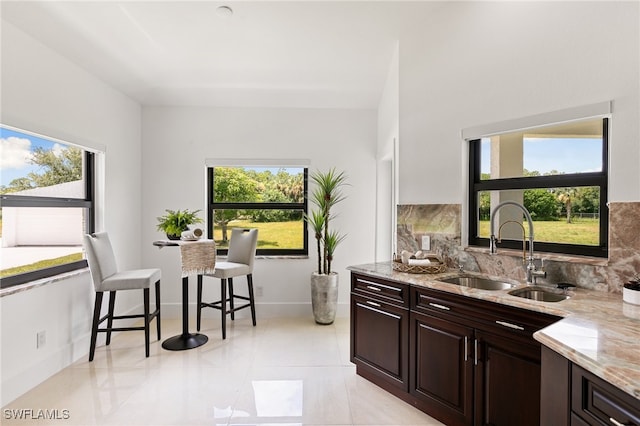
(351, 294), (409, 391)
(475, 330), (542, 426)
(410, 310), (474, 426)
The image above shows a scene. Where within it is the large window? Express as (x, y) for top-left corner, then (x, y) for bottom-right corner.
(208, 165), (308, 256)
(468, 117), (608, 257)
(0, 126), (95, 288)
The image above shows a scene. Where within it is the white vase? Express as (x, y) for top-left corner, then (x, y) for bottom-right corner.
(310, 272), (339, 325)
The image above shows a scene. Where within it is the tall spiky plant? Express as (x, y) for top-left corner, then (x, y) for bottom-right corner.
(303, 168), (348, 274)
(305, 210), (325, 274)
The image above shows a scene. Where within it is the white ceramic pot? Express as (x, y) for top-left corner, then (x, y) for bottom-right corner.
(310, 272), (339, 325)
(623, 286), (640, 305)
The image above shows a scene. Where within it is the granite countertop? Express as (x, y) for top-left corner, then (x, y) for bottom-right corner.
(348, 262), (640, 401)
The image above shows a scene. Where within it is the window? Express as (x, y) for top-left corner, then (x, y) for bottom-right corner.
(468, 117), (608, 257)
(208, 165), (308, 256)
(0, 125), (95, 289)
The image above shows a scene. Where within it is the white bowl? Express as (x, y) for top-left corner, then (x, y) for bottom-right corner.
(623, 286), (640, 305)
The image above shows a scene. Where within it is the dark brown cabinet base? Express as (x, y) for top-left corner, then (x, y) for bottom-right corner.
(350, 273), (410, 397)
(410, 310), (473, 425)
(541, 345), (640, 426)
(351, 272), (561, 426)
(475, 330), (542, 426)
(351, 293), (409, 392)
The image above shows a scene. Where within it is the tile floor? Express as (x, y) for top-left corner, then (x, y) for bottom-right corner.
(2, 316), (444, 426)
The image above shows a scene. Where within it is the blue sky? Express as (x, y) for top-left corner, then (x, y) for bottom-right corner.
(481, 137), (602, 175)
(0, 127), (59, 186)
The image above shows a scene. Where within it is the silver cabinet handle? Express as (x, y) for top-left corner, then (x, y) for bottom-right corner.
(429, 302), (450, 311)
(358, 278), (385, 288)
(474, 339), (478, 365)
(366, 300), (381, 307)
(609, 417), (626, 426)
(366, 285), (382, 292)
(464, 336), (468, 362)
(495, 320), (525, 331)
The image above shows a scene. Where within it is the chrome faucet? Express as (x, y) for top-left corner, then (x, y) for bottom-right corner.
(489, 201), (546, 285)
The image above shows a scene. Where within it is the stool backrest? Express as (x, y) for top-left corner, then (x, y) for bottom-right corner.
(227, 228), (258, 270)
(83, 232), (118, 291)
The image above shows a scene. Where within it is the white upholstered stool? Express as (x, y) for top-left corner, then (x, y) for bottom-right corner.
(197, 228), (258, 339)
(83, 232), (161, 361)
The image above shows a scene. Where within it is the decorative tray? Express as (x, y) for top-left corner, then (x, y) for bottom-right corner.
(392, 257), (447, 274)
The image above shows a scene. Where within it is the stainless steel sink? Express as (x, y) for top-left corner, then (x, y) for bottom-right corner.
(438, 276), (514, 291)
(508, 286), (569, 302)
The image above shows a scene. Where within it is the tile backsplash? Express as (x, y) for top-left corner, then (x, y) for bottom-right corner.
(397, 202), (640, 293)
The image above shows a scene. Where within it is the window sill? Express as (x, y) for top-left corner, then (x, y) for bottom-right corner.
(464, 246), (609, 267)
(0, 268), (89, 298)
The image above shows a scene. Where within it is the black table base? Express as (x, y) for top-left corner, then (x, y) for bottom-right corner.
(162, 333), (208, 351)
(162, 275), (208, 351)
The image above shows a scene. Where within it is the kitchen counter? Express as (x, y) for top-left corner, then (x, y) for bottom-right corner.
(348, 262), (640, 401)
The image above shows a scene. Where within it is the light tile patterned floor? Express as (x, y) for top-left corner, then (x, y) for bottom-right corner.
(2, 316), (444, 425)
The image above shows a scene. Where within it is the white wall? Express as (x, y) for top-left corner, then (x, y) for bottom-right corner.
(0, 21), (142, 406)
(397, 1), (640, 204)
(141, 107), (377, 318)
(376, 43), (400, 261)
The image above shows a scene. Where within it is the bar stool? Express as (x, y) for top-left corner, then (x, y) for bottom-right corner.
(83, 232), (161, 361)
(197, 228), (258, 339)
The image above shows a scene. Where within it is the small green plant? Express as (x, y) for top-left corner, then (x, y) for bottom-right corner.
(156, 209), (203, 239)
(303, 168), (348, 275)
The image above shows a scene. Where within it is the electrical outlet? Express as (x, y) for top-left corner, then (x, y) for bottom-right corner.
(421, 235), (431, 251)
(255, 286), (264, 297)
(37, 330), (46, 349)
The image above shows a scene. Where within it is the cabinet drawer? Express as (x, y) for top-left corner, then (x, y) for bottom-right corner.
(412, 286), (559, 340)
(571, 364), (640, 426)
(351, 273), (409, 306)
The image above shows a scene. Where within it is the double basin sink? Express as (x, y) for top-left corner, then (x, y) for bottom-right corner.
(438, 275), (570, 303)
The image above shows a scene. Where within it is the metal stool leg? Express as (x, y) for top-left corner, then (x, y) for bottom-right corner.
(89, 292), (103, 362)
(247, 274), (257, 326)
(144, 288), (150, 357)
(221, 279), (227, 339)
(155, 280), (161, 340)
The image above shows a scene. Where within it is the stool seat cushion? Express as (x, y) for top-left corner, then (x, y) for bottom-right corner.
(101, 268), (161, 292)
(207, 261), (250, 279)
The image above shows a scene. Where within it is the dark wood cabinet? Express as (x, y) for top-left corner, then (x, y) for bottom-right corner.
(541, 345), (640, 426)
(350, 271), (561, 426)
(410, 309), (474, 425)
(475, 329), (542, 426)
(410, 285), (557, 426)
(350, 273), (409, 395)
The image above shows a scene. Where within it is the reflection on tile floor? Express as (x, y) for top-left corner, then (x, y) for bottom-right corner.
(2, 317), (444, 425)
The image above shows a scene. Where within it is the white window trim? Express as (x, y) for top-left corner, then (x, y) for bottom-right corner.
(461, 101), (612, 141)
(205, 158), (310, 168)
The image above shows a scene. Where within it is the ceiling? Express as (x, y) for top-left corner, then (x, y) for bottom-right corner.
(1, 1), (418, 109)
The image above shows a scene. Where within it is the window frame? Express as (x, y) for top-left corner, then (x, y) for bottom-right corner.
(468, 118), (609, 258)
(207, 166), (309, 256)
(0, 151), (95, 289)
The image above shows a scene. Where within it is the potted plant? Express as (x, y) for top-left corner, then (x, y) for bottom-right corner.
(304, 168), (348, 324)
(156, 209), (203, 240)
